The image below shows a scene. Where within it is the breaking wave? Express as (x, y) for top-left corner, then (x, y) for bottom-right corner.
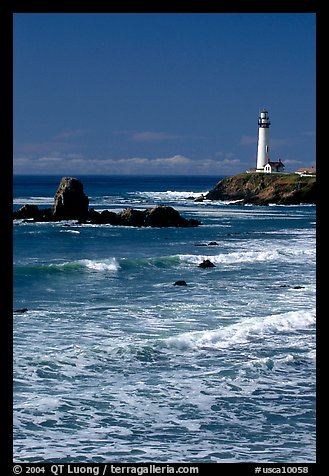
(164, 310), (316, 351)
(178, 246), (314, 266)
(14, 242), (315, 277)
(14, 258), (120, 274)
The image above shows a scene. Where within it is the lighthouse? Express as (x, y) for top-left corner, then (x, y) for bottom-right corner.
(256, 108), (271, 171)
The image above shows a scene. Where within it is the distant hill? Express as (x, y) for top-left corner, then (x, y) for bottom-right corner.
(205, 172), (316, 205)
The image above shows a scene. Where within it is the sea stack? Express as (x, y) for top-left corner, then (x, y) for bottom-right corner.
(52, 177), (89, 220)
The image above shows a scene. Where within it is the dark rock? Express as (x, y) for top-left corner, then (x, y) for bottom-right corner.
(85, 209), (120, 225)
(118, 208), (145, 227)
(144, 205), (200, 227)
(174, 280), (187, 286)
(195, 241), (219, 247)
(13, 205), (53, 222)
(52, 177), (89, 220)
(100, 210), (120, 225)
(37, 208), (53, 221)
(86, 209), (103, 224)
(278, 284), (305, 289)
(198, 259), (216, 268)
(14, 308), (28, 313)
(13, 204), (40, 220)
(184, 218), (201, 227)
(86, 206), (199, 227)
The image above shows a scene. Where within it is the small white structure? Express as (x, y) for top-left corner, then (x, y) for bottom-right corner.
(256, 109), (271, 171)
(264, 159), (285, 173)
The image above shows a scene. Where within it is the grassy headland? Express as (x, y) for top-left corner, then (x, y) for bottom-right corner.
(205, 172), (316, 205)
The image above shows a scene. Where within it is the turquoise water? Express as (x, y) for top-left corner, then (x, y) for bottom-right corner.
(13, 175), (316, 463)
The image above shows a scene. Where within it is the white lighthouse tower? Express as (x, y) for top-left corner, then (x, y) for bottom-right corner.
(256, 108), (271, 171)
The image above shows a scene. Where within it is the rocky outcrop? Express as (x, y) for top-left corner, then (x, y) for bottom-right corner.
(86, 209), (120, 225)
(205, 172), (316, 205)
(87, 205), (200, 227)
(198, 259), (216, 268)
(174, 280), (187, 286)
(14, 205), (53, 221)
(52, 177), (89, 220)
(117, 208), (146, 227)
(13, 204), (40, 219)
(13, 178), (201, 227)
(143, 205), (200, 228)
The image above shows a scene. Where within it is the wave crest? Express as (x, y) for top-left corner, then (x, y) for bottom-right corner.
(164, 310), (316, 351)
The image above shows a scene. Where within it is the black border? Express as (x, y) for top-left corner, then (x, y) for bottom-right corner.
(3, 1), (319, 473)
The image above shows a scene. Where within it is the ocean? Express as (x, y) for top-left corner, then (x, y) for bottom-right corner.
(13, 175), (316, 463)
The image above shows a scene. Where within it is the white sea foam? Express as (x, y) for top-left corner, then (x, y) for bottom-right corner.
(165, 310), (315, 351)
(14, 197), (53, 206)
(44, 258), (120, 272)
(22, 396), (60, 411)
(129, 190), (206, 201)
(268, 203), (315, 207)
(179, 249), (281, 266)
(79, 258), (119, 272)
(178, 240), (315, 266)
(79, 258), (120, 271)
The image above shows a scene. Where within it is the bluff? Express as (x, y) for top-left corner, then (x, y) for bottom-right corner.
(205, 173), (316, 205)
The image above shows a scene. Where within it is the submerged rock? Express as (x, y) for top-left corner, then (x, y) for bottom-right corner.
(195, 241), (219, 247)
(198, 259), (216, 268)
(174, 280), (187, 286)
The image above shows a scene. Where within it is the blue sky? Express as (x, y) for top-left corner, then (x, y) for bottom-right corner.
(13, 13), (316, 175)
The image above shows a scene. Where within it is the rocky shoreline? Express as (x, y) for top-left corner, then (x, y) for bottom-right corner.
(13, 173), (316, 227)
(13, 176), (201, 227)
(204, 172), (316, 205)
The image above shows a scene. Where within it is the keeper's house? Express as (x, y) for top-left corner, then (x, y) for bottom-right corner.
(263, 159), (285, 174)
